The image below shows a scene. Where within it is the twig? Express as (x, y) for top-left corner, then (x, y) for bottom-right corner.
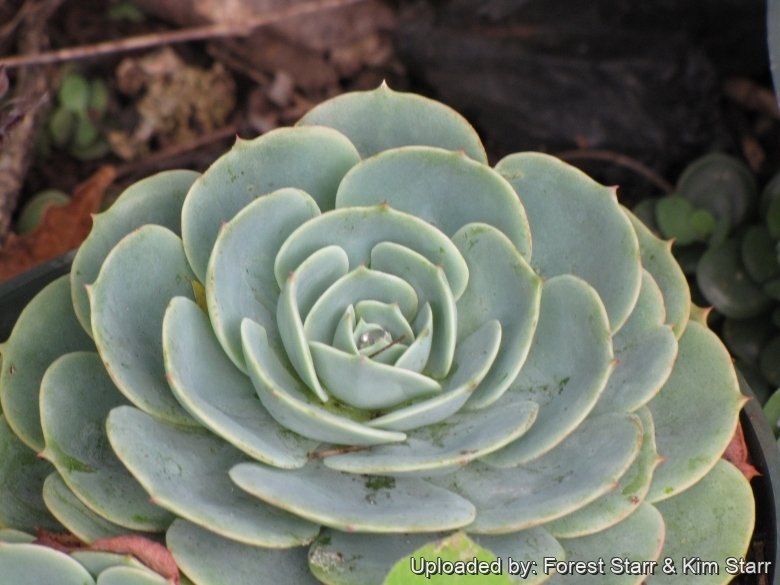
(0, 0), (367, 69)
(555, 148), (674, 195)
(114, 124), (238, 179)
(0, 0), (63, 246)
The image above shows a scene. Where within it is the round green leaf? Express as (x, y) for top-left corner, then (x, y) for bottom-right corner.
(168, 519), (319, 585)
(182, 127), (360, 281)
(1, 275), (93, 451)
(230, 459), (476, 533)
(496, 152), (641, 332)
(297, 83), (487, 163)
(0, 543), (96, 585)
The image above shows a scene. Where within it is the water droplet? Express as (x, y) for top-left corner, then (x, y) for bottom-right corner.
(356, 327), (392, 350)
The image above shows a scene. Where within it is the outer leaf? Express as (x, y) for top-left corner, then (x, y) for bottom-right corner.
(593, 271), (677, 414)
(167, 519), (319, 585)
(182, 127), (360, 281)
(496, 153), (641, 332)
(648, 461), (754, 585)
(647, 322), (745, 502)
(546, 504), (665, 585)
(90, 225), (197, 425)
(230, 459), (476, 533)
(96, 566), (169, 585)
(545, 408), (659, 538)
(40, 352), (173, 531)
(297, 83), (487, 163)
(71, 169), (199, 335)
(624, 210), (690, 338)
(0, 543), (96, 585)
(0, 275), (93, 451)
(106, 406), (320, 548)
(436, 412), (642, 533)
(0, 415), (60, 532)
(42, 473), (149, 544)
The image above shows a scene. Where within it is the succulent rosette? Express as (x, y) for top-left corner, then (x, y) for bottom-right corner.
(0, 85), (755, 585)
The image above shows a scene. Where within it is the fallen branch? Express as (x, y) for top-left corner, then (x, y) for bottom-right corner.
(555, 148), (674, 195)
(0, 0), (366, 69)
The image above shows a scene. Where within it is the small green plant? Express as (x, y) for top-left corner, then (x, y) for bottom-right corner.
(635, 154), (780, 403)
(46, 72), (110, 161)
(15, 189), (69, 234)
(0, 86), (753, 584)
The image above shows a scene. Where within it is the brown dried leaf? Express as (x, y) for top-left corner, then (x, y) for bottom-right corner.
(90, 535), (180, 584)
(0, 165), (116, 282)
(33, 529), (84, 553)
(723, 420), (761, 481)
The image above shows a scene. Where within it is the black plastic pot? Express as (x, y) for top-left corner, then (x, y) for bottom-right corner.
(0, 255), (779, 584)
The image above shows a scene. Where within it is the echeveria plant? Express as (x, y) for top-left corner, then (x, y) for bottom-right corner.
(0, 85), (754, 585)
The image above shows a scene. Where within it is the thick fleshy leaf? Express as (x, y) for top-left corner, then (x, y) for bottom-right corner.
(274, 206), (469, 299)
(42, 473), (146, 543)
(309, 530), (439, 585)
(310, 342), (440, 410)
(70, 551), (150, 579)
(370, 242), (456, 377)
(167, 519), (319, 585)
(278, 246), (349, 401)
(394, 303), (433, 373)
(182, 127), (360, 281)
(323, 398), (538, 474)
(40, 352), (172, 532)
(546, 504), (665, 585)
(297, 83), (487, 163)
(625, 210), (690, 338)
(106, 406), (320, 548)
(242, 320), (406, 445)
(304, 267), (418, 344)
(337, 146), (530, 256)
(354, 300), (415, 345)
(71, 169), (199, 335)
(647, 322), (745, 503)
(0, 275), (93, 451)
(545, 408), (659, 538)
(453, 224), (542, 409)
(367, 319), (502, 432)
(383, 532), (514, 585)
(230, 459), (476, 533)
(206, 188), (321, 370)
(0, 529), (35, 544)
(96, 566), (169, 585)
(696, 238), (772, 319)
(434, 412), (642, 533)
(0, 415), (60, 532)
(90, 225), (197, 425)
(164, 297), (317, 468)
(474, 528), (564, 585)
(0, 543), (96, 585)
(649, 461), (754, 585)
(594, 271), (677, 414)
(497, 153), (641, 332)
(486, 275), (613, 465)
